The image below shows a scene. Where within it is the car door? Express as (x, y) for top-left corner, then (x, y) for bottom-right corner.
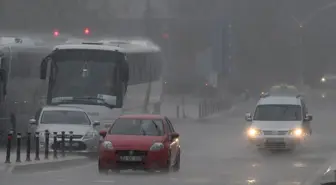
(164, 117), (179, 165)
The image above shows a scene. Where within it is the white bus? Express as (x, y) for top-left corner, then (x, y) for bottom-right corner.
(39, 39), (163, 128)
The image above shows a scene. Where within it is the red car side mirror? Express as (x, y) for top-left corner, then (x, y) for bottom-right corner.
(99, 130), (107, 138)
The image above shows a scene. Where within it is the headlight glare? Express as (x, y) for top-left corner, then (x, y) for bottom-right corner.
(321, 77), (326, 83)
(290, 128), (303, 137)
(102, 141), (113, 150)
(150, 142), (164, 151)
(247, 128), (261, 137)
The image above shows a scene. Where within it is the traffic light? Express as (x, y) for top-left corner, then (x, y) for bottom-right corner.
(53, 30), (59, 37)
(162, 33), (169, 39)
(84, 28), (90, 35)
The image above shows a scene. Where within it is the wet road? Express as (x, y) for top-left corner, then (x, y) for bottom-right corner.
(2, 100), (336, 185)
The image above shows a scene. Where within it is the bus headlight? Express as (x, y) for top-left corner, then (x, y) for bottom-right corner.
(247, 128), (261, 137)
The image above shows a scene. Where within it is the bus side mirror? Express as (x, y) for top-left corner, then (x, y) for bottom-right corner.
(40, 59), (48, 80)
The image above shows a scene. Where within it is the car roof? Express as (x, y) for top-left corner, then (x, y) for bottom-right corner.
(257, 96), (301, 106)
(42, 106), (85, 112)
(118, 114), (164, 119)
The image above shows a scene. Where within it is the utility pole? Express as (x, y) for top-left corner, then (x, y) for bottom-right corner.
(298, 25), (304, 88)
(143, 0), (152, 113)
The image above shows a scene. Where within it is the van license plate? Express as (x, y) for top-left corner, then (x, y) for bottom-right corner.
(266, 138), (284, 142)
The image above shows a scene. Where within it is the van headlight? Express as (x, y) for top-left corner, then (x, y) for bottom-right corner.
(247, 128), (261, 137)
(150, 142), (164, 151)
(290, 128), (303, 137)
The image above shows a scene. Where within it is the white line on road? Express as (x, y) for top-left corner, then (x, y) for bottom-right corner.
(183, 177), (212, 184)
(92, 180), (115, 183)
(25, 161), (96, 175)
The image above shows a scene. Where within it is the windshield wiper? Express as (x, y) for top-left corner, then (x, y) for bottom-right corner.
(151, 120), (162, 135)
(140, 127), (147, 136)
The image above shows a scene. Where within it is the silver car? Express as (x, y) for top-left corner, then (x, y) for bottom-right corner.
(29, 106), (101, 153)
(245, 96), (312, 151)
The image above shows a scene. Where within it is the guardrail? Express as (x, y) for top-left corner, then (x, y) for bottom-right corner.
(198, 99), (231, 119)
(168, 97), (232, 119)
(5, 130), (77, 163)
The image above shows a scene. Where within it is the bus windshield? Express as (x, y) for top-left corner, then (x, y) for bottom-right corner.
(49, 49), (125, 106)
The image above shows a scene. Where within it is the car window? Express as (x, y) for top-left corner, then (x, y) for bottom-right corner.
(253, 104), (302, 121)
(109, 118), (164, 136)
(165, 117), (175, 133)
(40, 110), (90, 125)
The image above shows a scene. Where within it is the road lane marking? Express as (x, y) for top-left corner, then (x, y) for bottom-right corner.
(23, 161), (96, 174)
(184, 177), (212, 184)
(92, 180), (115, 183)
(276, 181), (301, 185)
(293, 162), (307, 168)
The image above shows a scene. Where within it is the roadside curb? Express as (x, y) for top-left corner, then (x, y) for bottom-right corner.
(3, 156), (91, 174)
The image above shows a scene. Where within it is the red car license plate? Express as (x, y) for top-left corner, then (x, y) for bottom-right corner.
(119, 156), (142, 162)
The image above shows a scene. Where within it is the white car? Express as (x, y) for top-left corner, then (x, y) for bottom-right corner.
(245, 95), (312, 151)
(29, 106), (101, 153)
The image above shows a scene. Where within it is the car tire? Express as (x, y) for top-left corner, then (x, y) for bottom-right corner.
(98, 161), (108, 175)
(162, 151), (172, 173)
(173, 151), (180, 172)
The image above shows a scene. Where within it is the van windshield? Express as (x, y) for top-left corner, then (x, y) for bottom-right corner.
(253, 104), (302, 121)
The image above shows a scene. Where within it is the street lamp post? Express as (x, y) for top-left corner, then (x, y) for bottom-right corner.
(292, 2), (336, 88)
(298, 24), (303, 88)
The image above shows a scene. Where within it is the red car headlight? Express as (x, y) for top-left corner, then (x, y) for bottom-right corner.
(150, 142), (164, 151)
(102, 141), (114, 150)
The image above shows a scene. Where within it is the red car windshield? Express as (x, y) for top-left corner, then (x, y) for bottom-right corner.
(109, 119), (164, 136)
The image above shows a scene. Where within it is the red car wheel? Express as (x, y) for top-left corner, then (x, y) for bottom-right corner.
(173, 151), (180, 172)
(98, 161), (108, 175)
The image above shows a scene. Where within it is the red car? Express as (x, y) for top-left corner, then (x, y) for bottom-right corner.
(98, 114), (181, 173)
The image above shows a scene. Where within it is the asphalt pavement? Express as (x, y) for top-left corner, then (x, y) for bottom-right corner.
(2, 98), (336, 185)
